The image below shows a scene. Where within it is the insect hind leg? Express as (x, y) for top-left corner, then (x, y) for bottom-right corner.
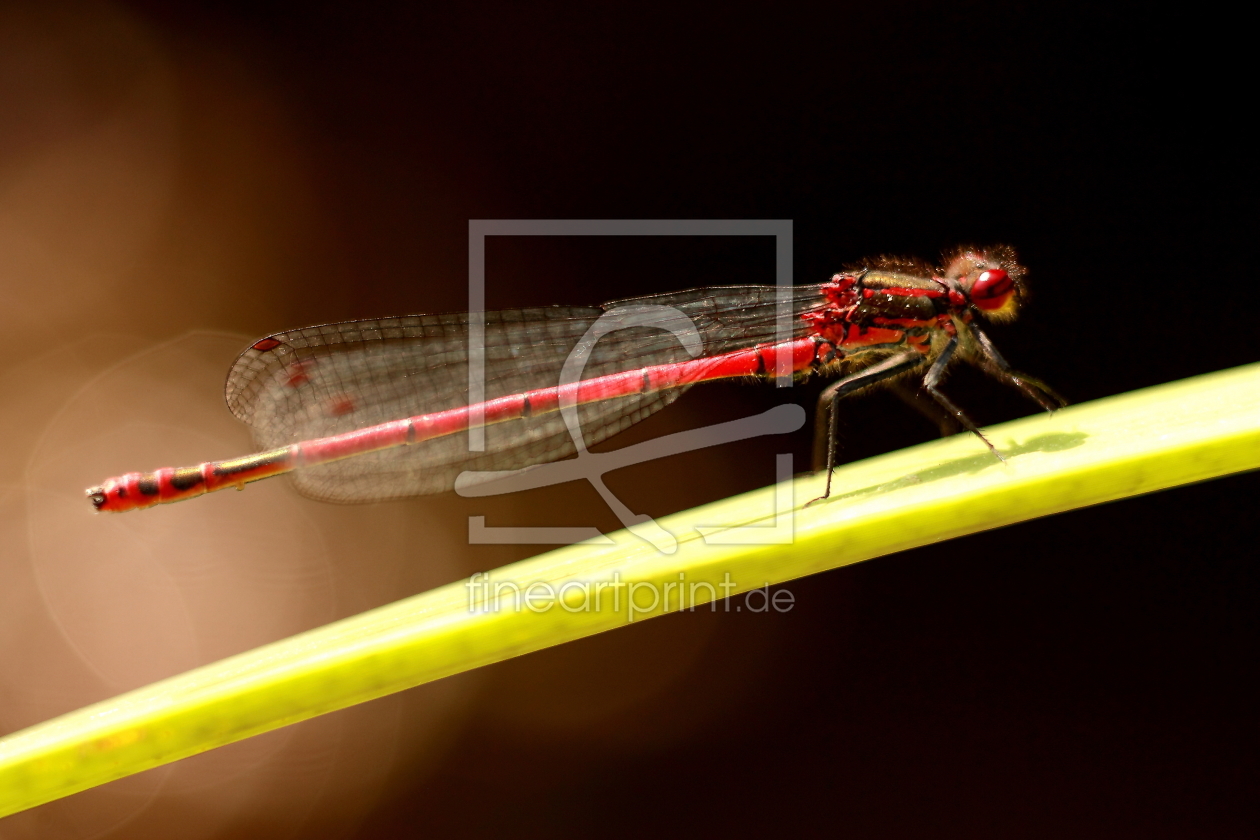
(809, 352), (926, 504)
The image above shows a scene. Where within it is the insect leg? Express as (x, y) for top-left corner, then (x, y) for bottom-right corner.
(811, 352), (926, 502)
(967, 319), (1067, 411)
(887, 381), (965, 438)
(921, 334), (1003, 459)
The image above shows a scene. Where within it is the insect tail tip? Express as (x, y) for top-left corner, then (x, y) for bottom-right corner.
(85, 486), (108, 512)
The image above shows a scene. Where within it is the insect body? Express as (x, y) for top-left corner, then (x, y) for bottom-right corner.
(87, 245), (1062, 512)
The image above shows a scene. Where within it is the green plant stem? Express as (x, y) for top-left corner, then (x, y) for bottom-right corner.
(2, 362), (1258, 817)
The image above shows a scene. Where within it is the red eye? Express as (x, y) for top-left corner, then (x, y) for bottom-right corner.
(969, 268), (1015, 310)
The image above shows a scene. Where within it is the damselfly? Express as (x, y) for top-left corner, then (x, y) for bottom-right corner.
(87, 245), (1063, 512)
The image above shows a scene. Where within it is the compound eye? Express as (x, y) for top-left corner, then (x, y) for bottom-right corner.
(969, 268), (1015, 310)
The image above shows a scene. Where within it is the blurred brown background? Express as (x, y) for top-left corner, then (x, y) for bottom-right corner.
(0, 1), (1254, 838)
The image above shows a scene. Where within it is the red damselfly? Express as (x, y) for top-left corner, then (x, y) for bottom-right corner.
(87, 245), (1063, 513)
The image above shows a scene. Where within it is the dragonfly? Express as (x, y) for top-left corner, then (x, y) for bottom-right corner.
(87, 245), (1064, 513)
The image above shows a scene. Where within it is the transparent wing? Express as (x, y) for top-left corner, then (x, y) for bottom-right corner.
(223, 285), (826, 503)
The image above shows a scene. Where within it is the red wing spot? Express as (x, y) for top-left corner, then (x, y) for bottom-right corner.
(328, 396), (356, 417)
(252, 337), (283, 351)
(285, 361), (312, 388)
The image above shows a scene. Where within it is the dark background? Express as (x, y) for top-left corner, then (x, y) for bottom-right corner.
(2, 1), (1254, 837)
